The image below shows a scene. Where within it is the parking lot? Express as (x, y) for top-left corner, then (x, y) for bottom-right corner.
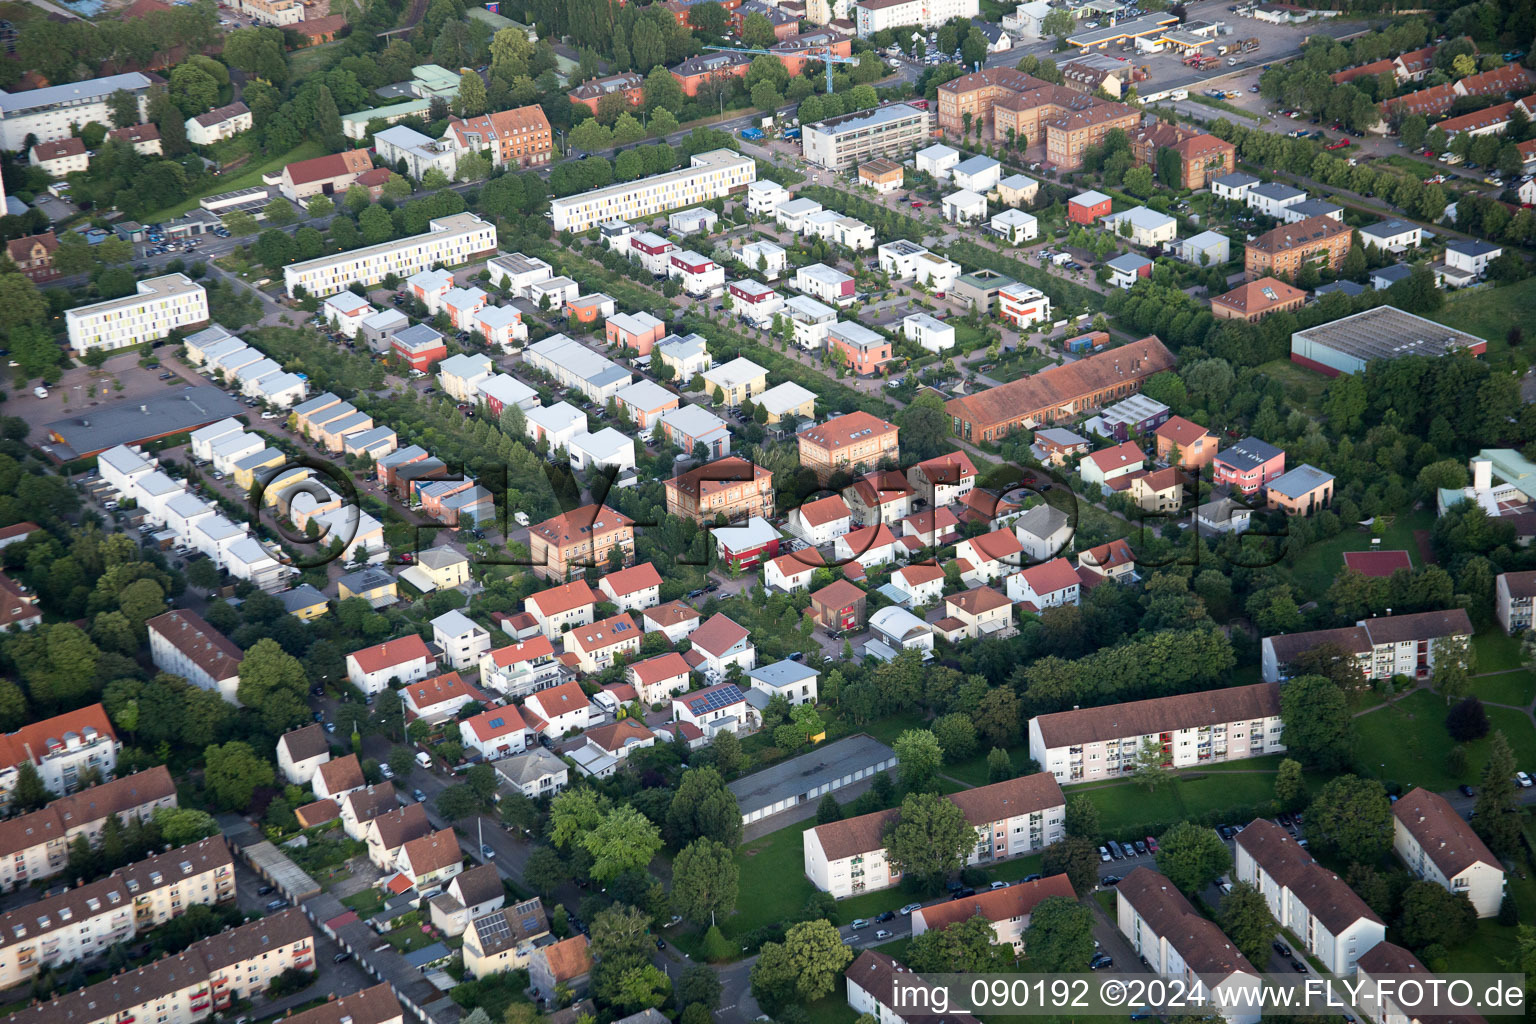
(11, 350), (195, 441)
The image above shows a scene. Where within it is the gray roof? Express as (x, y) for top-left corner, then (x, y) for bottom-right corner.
(1105, 253), (1153, 272)
(395, 323), (444, 350)
(746, 659), (819, 690)
(0, 72), (154, 115)
(1447, 239), (1500, 257)
(1287, 199), (1341, 218)
(726, 734), (895, 817)
(1371, 263), (1414, 285)
(953, 155), (1000, 176)
(1359, 219), (1417, 240)
(278, 584), (328, 613)
(494, 746), (567, 786)
(1212, 172), (1259, 189)
(42, 385), (246, 459)
(1266, 463), (1334, 499)
(1249, 182), (1305, 202)
(1035, 427), (1089, 447)
(338, 567), (395, 593)
(1015, 503), (1070, 540)
(1313, 280), (1365, 297)
(1216, 436), (1284, 472)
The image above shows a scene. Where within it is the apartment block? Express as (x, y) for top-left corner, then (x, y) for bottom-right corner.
(1393, 787), (1504, 918)
(0, 72), (153, 149)
(800, 103), (933, 171)
(1244, 215), (1351, 281)
(1027, 682), (1285, 785)
(146, 609), (244, 706)
(549, 149), (754, 232)
(283, 214), (497, 298)
(0, 704), (119, 809)
(443, 105), (552, 168)
(1496, 570), (1536, 633)
(1260, 609), (1473, 684)
(665, 457), (774, 523)
(803, 773), (1065, 897)
(527, 504), (635, 582)
(798, 411), (900, 482)
(65, 274), (209, 355)
(0, 837), (234, 990)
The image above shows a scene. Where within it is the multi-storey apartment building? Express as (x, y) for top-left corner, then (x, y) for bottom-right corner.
(443, 105), (553, 168)
(803, 773), (1065, 897)
(938, 68), (1039, 134)
(1244, 215), (1351, 281)
(65, 274), (208, 355)
(527, 504), (635, 582)
(569, 72), (645, 113)
(0, 767), (176, 894)
(1496, 570), (1536, 633)
(3, 909), (315, 1024)
(1393, 787), (1504, 917)
(1235, 818), (1386, 975)
(0, 704), (120, 808)
(549, 149), (755, 232)
(911, 874), (1076, 954)
(0, 72), (154, 149)
(664, 457), (775, 523)
(1027, 682), (1285, 785)
(946, 335), (1175, 442)
(800, 103), (933, 171)
(146, 609), (244, 706)
(1045, 101), (1141, 170)
(282, 214), (497, 298)
(852, 0), (977, 35)
(1260, 608), (1473, 684)
(798, 411), (900, 482)
(1116, 868), (1261, 1024)
(0, 837), (234, 989)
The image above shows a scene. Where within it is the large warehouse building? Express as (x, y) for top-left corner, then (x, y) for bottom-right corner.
(1290, 305), (1486, 377)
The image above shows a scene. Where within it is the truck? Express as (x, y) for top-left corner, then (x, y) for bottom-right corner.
(1241, 37), (1260, 52)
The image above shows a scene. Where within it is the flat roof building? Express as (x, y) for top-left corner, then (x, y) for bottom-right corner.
(727, 734), (896, 824)
(283, 214), (496, 299)
(801, 103), (933, 171)
(549, 149), (754, 232)
(1290, 305), (1487, 377)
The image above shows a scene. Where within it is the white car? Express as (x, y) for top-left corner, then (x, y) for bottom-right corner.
(1517, 771), (1532, 788)
(1099, 846), (1112, 862)
(989, 880), (1008, 889)
(900, 903), (921, 915)
(874, 929), (892, 939)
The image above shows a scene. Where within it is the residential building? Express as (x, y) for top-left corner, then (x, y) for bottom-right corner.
(826, 322), (891, 376)
(29, 137), (88, 176)
(804, 773), (1065, 897)
(1116, 868), (1261, 1024)
(997, 282), (1051, 329)
(564, 613), (642, 673)
(313, 753), (365, 803)
(494, 747), (570, 800)
(402, 671), (487, 725)
(990, 208), (1039, 244)
(432, 610), (491, 671)
(274, 149), (373, 202)
(1013, 504), (1072, 563)
(0, 705), (119, 806)
(1393, 787), (1503, 917)
(569, 72), (645, 113)
(1212, 436), (1285, 495)
(523, 681), (594, 739)
(0, 72), (154, 150)
(844, 951), (984, 1024)
(1154, 416), (1219, 470)
(1068, 189), (1112, 225)
(1028, 682), (1284, 784)
(528, 504), (634, 582)
(643, 601), (702, 644)
(756, 381), (816, 425)
(628, 653), (693, 706)
(1173, 229), (1232, 267)
(1102, 205), (1177, 247)
(942, 188), (987, 224)
(186, 102), (253, 145)
(65, 274), (208, 354)
(1266, 464), (1334, 515)
(5, 231), (58, 282)
(1006, 557), (1081, 610)
(868, 604), (934, 659)
(1244, 214), (1351, 281)
(1235, 818), (1386, 975)
(1033, 426), (1091, 466)
(1355, 943), (1478, 1024)
(1496, 570), (1536, 633)
(462, 897), (551, 979)
(1080, 440), (1145, 488)
(283, 213), (496, 298)
(801, 103), (933, 170)
(277, 725), (331, 787)
(798, 411), (900, 481)
(657, 403), (731, 460)
(549, 149), (754, 233)
(1106, 252), (1154, 288)
(794, 262), (856, 306)
(346, 635), (433, 695)
(1211, 277), (1306, 322)
(784, 294), (838, 351)
(746, 660), (819, 706)
(912, 874), (1076, 953)
(1444, 239), (1502, 280)
(787, 494), (854, 545)
(833, 523), (900, 567)
(479, 636), (561, 699)
(947, 335), (1174, 443)
(956, 527), (1026, 585)
(953, 154), (1002, 192)
(1259, 608), (1474, 684)
(746, 179), (789, 216)
(146, 609), (243, 705)
(1196, 496), (1255, 537)
(442, 105), (552, 168)
(764, 547), (823, 594)
(903, 312), (955, 352)
(528, 935), (592, 1002)
(688, 613), (756, 681)
(106, 123), (161, 156)
(665, 457), (774, 524)
(843, 470), (915, 527)
(712, 516), (781, 570)
(673, 682), (756, 737)
(810, 579), (868, 632)
(944, 586), (1013, 640)
(429, 863), (507, 938)
(858, 157), (905, 192)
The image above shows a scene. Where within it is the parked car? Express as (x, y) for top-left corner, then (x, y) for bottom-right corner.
(1273, 940), (1292, 957)
(900, 903), (922, 915)
(1099, 846), (1112, 862)
(989, 880), (1008, 889)
(875, 911), (895, 922)
(949, 888), (976, 900)
(1460, 784), (1475, 797)
(1145, 836), (1159, 854)
(266, 899), (288, 911)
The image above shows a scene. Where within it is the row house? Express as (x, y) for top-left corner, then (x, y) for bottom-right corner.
(911, 874), (1076, 955)
(614, 380), (678, 429)
(364, 802), (432, 871)
(804, 774), (1066, 897)
(1027, 681), (1284, 785)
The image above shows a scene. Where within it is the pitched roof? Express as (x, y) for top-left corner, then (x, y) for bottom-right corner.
(643, 600), (701, 630)
(796, 494), (852, 527)
(402, 828), (462, 876)
(370, 802), (431, 851)
(566, 613), (641, 654)
(193, 101), (251, 127)
(284, 148), (372, 186)
(809, 807), (900, 860)
(811, 579), (865, 610)
(487, 635), (556, 667)
(964, 527), (1024, 563)
(1501, 570), (1536, 600)
(1117, 866), (1256, 976)
(629, 652), (691, 686)
(146, 610), (243, 682)
(896, 561), (945, 587)
(279, 724), (330, 763)
(915, 873), (1075, 932)
(405, 671), (484, 712)
(6, 232), (57, 264)
(451, 862), (506, 908)
(1235, 818), (1383, 933)
(689, 612), (750, 657)
(526, 580), (598, 617)
(1393, 787), (1500, 878)
(1154, 415), (1215, 447)
(601, 562), (662, 597)
(1212, 276), (1305, 315)
(1015, 557), (1080, 596)
(32, 138), (85, 160)
(1247, 215), (1349, 256)
(538, 934), (594, 982)
(530, 503), (633, 549)
(526, 680), (590, 720)
(947, 585), (1011, 615)
(463, 705), (528, 741)
(342, 784), (398, 826)
(584, 719), (654, 753)
(348, 634), (431, 675)
(947, 336), (1174, 431)
(1030, 682), (1281, 747)
(317, 753), (364, 794)
(677, 682), (747, 715)
(914, 450), (977, 486)
(798, 410), (899, 452)
(766, 547), (824, 579)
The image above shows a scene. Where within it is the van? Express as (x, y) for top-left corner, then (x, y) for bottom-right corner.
(415, 751), (433, 769)
(32, 386), (47, 399)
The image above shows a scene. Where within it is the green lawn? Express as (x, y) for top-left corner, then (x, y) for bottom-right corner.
(1074, 770), (1287, 836)
(140, 140), (328, 224)
(1471, 670), (1536, 707)
(1474, 630), (1527, 673)
(340, 887), (386, 919)
(1255, 357), (1331, 412)
(1355, 687), (1536, 791)
(1289, 509), (1435, 599)
(1430, 276), (1536, 356)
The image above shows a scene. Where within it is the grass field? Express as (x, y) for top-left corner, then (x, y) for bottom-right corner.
(1474, 630), (1526, 673)
(1075, 769), (1287, 835)
(1355, 687), (1536, 791)
(1430, 276), (1536, 356)
(140, 140), (328, 224)
(1288, 509), (1435, 599)
(1256, 357), (1331, 412)
(1471, 669), (1536, 707)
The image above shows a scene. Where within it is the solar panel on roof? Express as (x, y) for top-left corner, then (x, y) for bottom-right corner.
(476, 912), (512, 946)
(521, 915), (540, 931)
(689, 686), (742, 713)
(489, 717), (504, 729)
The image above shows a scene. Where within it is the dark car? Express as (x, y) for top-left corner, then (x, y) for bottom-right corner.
(949, 887), (976, 900)
(257, 885), (275, 896)
(1100, 875), (1121, 886)
(1291, 960), (1307, 973)
(334, 952), (353, 963)
(875, 911), (896, 922)
(1460, 784), (1475, 797)
(1023, 873), (1041, 883)
(1218, 825), (1234, 840)
(1133, 840), (1148, 857)
(655, 937), (666, 949)
(266, 898), (288, 911)
(1273, 940), (1292, 957)
(1090, 953), (1114, 970)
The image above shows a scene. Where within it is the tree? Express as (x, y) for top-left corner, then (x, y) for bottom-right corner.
(883, 792), (973, 893)
(235, 639), (309, 732)
(1273, 758), (1306, 811)
(1063, 795), (1100, 839)
(264, 198), (297, 226)
(1397, 880), (1476, 949)
(931, 714), (977, 761)
(672, 838), (738, 925)
(666, 767), (743, 848)
(1280, 675), (1353, 771)
(153, 806), (219, 847)
(1132, 737), (1172, 792)
(750, 919), (853, 1012)
(10, 761), (53, 812)
(583, 805), (663, 881)
(1042, 836), (1101, 895)
(675, 964), (722, 1013)
(896, 392), (953, 463)
(1022, 895), (1094, 972)
(1218, 881), (1278, 966)
(1043, 8), (1075, 38)
(894, 729), (943, 792)
(550, 788), (610, 849)
(313, 86), (344, 151)
(1473, 730), (1521, 856)
(1123, 165), (1155, 198)
(741, 11), (776, 48)
(107, 88), (139, 129)
(1446, 697), (1490, 742)
(570, 118), (613, 153)
(816, 793), (842, 824)
(1154, 823), (1231, 893)
(908, 913), (1012, 973)
(1307, 775), (1392, 865)
(455, 70), (487, 118)
(203, 741), (275, 810)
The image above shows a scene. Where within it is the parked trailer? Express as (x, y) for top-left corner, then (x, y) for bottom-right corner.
(1241, 37), (1260, 51)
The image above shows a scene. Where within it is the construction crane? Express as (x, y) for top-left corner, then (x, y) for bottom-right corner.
(704, 44), (859, 97)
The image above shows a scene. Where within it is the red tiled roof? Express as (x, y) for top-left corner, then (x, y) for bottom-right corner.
(464, 705), (528, 741)
(284, 148), (372, 186)
(630, 652), (691, 687)
(405, 671), (484, 712)
(526, 580), (598, 617)
(796, 494), (852, 527)
(487, 635), (555, 666)
(349, 635), (431, 675)
(688, 612), (750, 657)
(1015, 557), (1079, 596)
(947, 586), (1010, 615)
(600, 562), (662, 597)
(525, 680), (590, 720)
